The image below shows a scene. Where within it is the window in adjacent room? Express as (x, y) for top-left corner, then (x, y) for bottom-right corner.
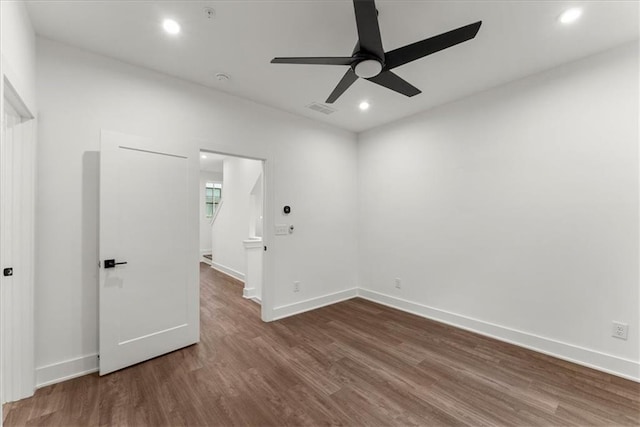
(205, 182), (222, 218)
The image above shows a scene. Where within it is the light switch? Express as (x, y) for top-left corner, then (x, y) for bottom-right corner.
(275, 224), (289, 235)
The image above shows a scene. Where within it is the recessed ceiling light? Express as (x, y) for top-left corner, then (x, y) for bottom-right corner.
(201, 154), (207, 159)
(559, 8), (582, 24)
(162, 19), (181, 35)
(359, 101), (370, 111)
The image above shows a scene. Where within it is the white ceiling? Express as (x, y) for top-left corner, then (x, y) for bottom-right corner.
(26, 1), (639, 133)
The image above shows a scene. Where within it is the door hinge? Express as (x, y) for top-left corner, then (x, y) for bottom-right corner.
(264, 246), (267, 251)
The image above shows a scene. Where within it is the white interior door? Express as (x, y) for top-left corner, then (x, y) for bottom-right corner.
(99, 130), (199, 375)
(1, 96), (35, 403)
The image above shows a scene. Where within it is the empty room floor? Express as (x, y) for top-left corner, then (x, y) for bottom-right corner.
(3, 263), (639, 426)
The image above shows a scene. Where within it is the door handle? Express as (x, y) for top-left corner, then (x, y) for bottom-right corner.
(104, 259), (128, 269)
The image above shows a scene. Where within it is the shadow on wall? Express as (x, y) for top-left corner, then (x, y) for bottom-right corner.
(81, 151), (99, 357)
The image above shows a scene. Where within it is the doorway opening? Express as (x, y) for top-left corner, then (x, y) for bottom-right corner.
(199, 150), (264, 311)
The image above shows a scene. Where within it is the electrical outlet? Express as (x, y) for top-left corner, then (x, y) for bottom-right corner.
(395, 278), (402, 289)
(293, 281), (300, 293)
(612, 321), (628, 340)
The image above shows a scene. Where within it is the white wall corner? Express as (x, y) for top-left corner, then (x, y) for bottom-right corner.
(35, 354), (99, 389)
(272, 288), (358, 321)
(356, 288), (640, 382)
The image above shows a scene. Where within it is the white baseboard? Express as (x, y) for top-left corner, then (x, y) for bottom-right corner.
(272, 288), (358, 321)
(36, 353), (99, 388)
(242, 289), (262, 305)
(357, 288), (640, 382)
(31, 288), (638, 390)
(200, 250), (212, 265)
(243, 287), (258, 299)
(210, 262), (245, 283)
(243, 288), (262, 305)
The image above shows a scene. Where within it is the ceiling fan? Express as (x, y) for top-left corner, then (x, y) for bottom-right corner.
(271, 0), (482, 104)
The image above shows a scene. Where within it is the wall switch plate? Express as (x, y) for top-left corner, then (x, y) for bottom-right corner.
(395, 278), (402, 289)
(612, 321), (628, 340)
(275, 224), (289, 235)
(293, 281), (300, 292)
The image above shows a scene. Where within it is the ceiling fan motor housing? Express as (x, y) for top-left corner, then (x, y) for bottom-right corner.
(353, 57), (384, 78)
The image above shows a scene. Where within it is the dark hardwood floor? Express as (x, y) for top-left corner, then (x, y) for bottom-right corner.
(4, 263), (639, 426)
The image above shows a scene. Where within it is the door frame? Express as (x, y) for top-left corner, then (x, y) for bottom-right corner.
(1, 76), (36, 404)
(198, 148), (274, 322)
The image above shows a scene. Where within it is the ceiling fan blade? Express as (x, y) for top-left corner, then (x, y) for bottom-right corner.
(384, 21), (482, 70)
(326, 68), (359, 103)
(271, 57), (354, 65)
(367, 71), (421, 97)
(353, 0), (384, 58)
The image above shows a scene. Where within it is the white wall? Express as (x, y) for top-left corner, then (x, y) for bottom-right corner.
(35, 38), (358, 381)
(358, 42), (639, 380)
(210, 157), (262, 279)
(199, 170), (223, 254)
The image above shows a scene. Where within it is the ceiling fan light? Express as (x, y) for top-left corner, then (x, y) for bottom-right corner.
(354, 59), (383, 78)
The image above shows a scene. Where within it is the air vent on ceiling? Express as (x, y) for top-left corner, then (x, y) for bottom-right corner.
(306, 102), (337, 115)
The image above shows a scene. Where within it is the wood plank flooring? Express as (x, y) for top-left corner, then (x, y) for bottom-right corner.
(4, 263), (639, 426)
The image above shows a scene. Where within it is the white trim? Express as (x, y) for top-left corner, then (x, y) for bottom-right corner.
(30, 287), (639, 387)
(272, 288), (358, 321)
(357, 288), (640, 382)
(197, 146), (272, 322)
(243, 287), (258, 299)
(2, 78), (33, 120)
(242, 288), (262, 305)
(35, 354), (99, 389)
(261, 157), (274, 321)
(210, 262), (245, 283)
(200, 250), (212, 266)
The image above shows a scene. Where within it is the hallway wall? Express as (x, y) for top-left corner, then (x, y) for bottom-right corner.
(210, 157), (262, 280)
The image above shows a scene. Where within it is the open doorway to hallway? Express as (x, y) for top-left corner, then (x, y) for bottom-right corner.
(199, 151), (264, 308)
